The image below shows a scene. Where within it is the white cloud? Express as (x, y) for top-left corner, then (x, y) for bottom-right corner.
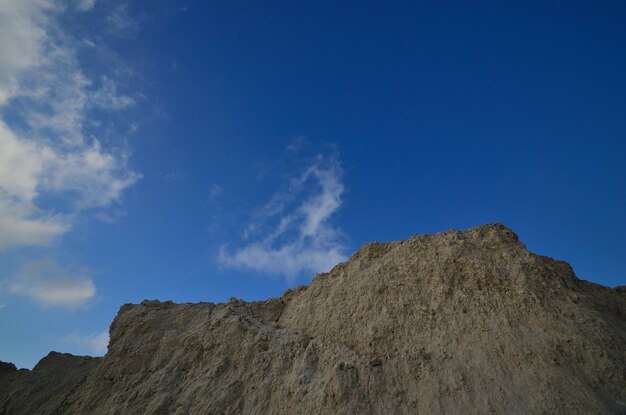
(219, 153), (347, 280)
(0, 0), (140, 250)
(0, 0), (55, 105)
(8, 259), (96, 308)
(105, 3), (137, 37)
(208, 184), (222, 200)
(285, 135), (307, 152)
(63, 329), (109, 355)
(0, 199), (68, 250)
(75, 0), (97, 12)
(90, 76), (134, 110)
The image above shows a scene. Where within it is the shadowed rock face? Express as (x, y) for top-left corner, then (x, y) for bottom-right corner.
(1, 224), (625, 414)
(0, 352), (100, 415)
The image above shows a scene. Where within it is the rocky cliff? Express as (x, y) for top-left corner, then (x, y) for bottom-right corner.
(1, 224), (625, 414)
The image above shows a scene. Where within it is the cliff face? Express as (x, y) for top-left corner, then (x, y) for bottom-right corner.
(1, 224), (625, 414)
(0, 352), (100, 414)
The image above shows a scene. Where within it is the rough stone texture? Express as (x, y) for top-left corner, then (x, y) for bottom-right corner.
(0, 352), (100, 415)
(1, 224), (624, 414)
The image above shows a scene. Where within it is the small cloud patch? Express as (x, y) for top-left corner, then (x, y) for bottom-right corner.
(63, 329), (109, 355)
(8, 259), (96, 308)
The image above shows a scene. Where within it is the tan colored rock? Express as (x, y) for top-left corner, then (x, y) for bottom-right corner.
(1, 224), (624, 414)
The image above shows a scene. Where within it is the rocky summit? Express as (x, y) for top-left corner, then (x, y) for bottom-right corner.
(1, 224), (625, 414)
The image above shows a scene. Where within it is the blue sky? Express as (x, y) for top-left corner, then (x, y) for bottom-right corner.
(0, 0), (624, 369)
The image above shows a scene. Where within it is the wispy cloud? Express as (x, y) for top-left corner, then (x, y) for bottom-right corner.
(63, 329), (109, 355)
(0, 0), (140, 250)
(219, 151), (347, 280)
(208, 184), (222, 200)
(105, 3), (138, 37)
(90, 76), (134, 110)
(75, 0), (97, 12)
(8, 259), (96, 308)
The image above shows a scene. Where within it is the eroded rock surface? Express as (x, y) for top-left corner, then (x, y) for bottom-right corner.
(1, 224), (624, 414)
(0, 352), (100, 415)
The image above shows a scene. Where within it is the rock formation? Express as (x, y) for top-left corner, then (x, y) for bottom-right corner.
(1, 224), (625, 414)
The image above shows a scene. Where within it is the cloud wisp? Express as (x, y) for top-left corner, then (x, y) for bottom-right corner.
(219, 153), (347, 280)
(8, 259), (96, 308)
(75, 0), (97, 12)
(63, 329), (109, 355)
(0, 0), (140, 251)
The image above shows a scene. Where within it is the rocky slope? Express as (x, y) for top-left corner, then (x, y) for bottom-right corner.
(1, 224), (625, 414)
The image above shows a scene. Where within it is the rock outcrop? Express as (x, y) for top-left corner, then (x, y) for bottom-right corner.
(1, 224), (625, 414)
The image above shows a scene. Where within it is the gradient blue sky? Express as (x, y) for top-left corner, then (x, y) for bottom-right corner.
(0, 0), (624, 369)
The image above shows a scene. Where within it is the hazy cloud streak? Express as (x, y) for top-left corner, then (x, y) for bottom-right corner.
(8, 259), (96, 308)
(63, 329), (109, 355)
